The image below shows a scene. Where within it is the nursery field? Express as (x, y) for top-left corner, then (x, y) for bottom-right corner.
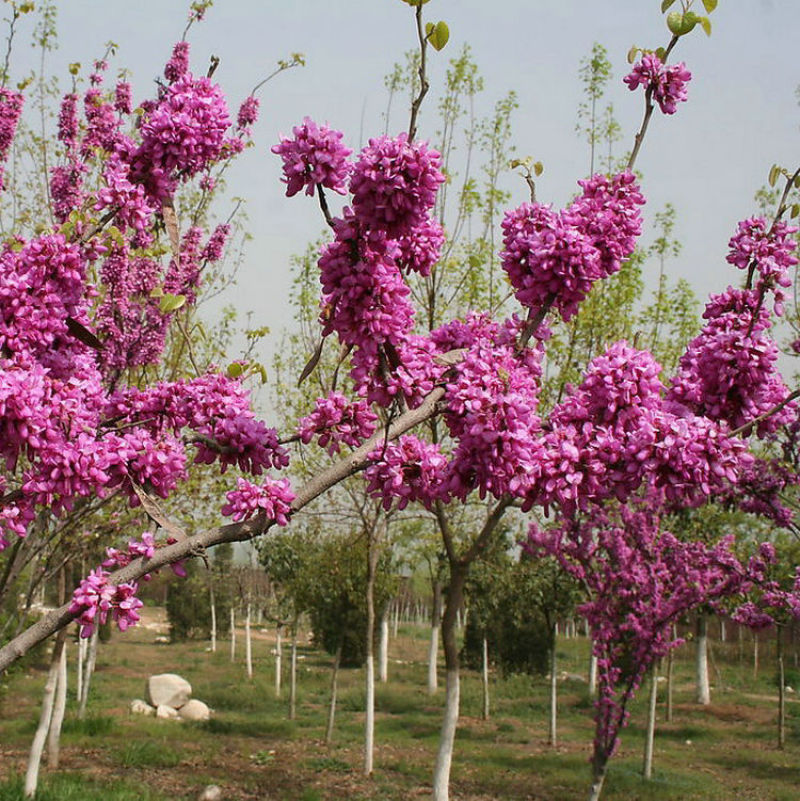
(0, 610), (798, 801)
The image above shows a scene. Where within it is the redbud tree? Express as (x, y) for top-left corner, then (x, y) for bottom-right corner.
(1, 1), (800, 800)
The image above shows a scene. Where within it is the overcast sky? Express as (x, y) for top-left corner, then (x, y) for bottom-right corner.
(13, 1), (800, 375)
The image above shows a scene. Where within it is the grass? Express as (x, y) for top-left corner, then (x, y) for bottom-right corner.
(1, 611), (798, 800)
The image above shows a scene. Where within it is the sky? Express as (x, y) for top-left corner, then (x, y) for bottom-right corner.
(10, 1), (800, 382)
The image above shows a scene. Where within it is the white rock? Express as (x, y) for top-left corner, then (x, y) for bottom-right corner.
(198, 786), (222, 801)
(179, 699), (211, 722)
(147, 673), (192, 708)
(130, 698), (155, 716)
(156, 703), (180, 720)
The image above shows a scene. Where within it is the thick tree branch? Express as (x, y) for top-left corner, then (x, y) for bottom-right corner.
(0, 386), (447, 672)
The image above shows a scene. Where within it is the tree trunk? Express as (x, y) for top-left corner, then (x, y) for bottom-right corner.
(47, 641), (68, 769)
(588, 650), (597, 697)
(289, 623), (298, 721)
(275, 625), (282, 698)
(209, 583), (217, 653)
(481, 636), (490, 721)
(230, 607), (236, 662)
(753, 631), (759, 679)
(392, 599), (399, 637)
(778, 626), (785, 750)
(325, 642), (343, 745)
(695, 613), (710, 705)
(364, 520), (381, 777)
(643, 666), (658, 779)
(432, 563), (467, 801)
(25, 632), (66, 797)
(78, 628), (99, 718)
(428, 579), (442, 694)
(379, 613), (389, 683)
(587, 758), (607, 801)
(245, 603), (253, 679)
(666, 635), (674, 723)
(548, 627), (558, 747)
(75, 634), (85, 704)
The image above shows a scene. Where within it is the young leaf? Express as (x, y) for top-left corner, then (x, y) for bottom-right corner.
(428, 20), (450, 51)
(627, 45), (639, 64)
(702, 0), (718, 12)
(159, 293), (187, 314)
(661, 0), (677, 12)
(768, 164), (780, 188)
(698, 15), (712, 36)
(533, 161), (544, 177)
(666, 12), (684, 34)
(226, 361), (245, 379)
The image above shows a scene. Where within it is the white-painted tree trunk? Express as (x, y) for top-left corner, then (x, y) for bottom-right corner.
(642, 668), (658, 779)
(275, 625), (282, 697)
(695, 614), (710, 705)
(428, 623), (440, 694)
(392, 600), (399, 637)
(245, 603), (253, 679)
(25, 635), (65, 797)
(481, 636), (490, 721)
(47, 642), (68, 769)
(548, 634), (558, 747)
(778, 627), (785, 749)
(587, 767), (606, 801)
(588, 651), (597, 697)
(289, 626), (298, 721)
(75, 634), (85, 704)
(230, 607), (236, 662)
(432, 668), (459, 801)
(365, 653), (375, 776)
(379, 614), (389, 683)
(325, 643), (342, 744)
(78, 628), (99, 718)
(209, 583), (217, 653)
(753, 631), (759, 679)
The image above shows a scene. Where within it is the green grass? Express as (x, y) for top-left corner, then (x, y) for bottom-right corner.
(2, 614), (798, 801)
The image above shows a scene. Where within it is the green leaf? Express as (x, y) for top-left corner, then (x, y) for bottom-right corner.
(428, 20), (449, 51)
(627, 45), (639, 64)
(768, 164), (780, 188)
(226, 362), (245, 379)
(655, 47), (667, 60)
(661, 0), (677, 12)
(790, 204), (800, 219)
(533, 161), (543, 177)
(698, 15), (712, 36)
(702, 0), (718, 13)
(159, 293), (186, 314)
(666, 12), (684, 34)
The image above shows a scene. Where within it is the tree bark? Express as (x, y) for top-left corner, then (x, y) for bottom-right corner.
(75, 633), (85, 705)
(588, 650), (597, 698)
(548, 627), (558, 747)
(47, 641), (68, 769)
(230, 607), (236, 662)
(275, 624), (282, 698)
(432, 563), (467, 801)
(695, 613), (710, 705)
(428, 579), (442, 694)
(245, 603), (253, 679)
(753, 631), (759, 679)
(25, 632), (66, 797)
(325, 642), (343, 745)
(643, 666), (658, 779)
(289, 623), (298, 721)
(379, 613), (389, 683)
(78, 628), (98, 718)
(587, 759), (607, 801)
(481, 636), (490, 721)
(209, 582), (217, 653)
(666, 631), (675, 723)
(778, 626), (785, 750)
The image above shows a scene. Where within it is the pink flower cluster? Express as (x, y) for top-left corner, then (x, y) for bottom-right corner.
(0, 88), (24, 189)
(297, 391), (378, 454)
(221, 476), (295, 524)
(726, 217), (797, 314)
(669, 287), (795, 435)
(500, 172), (644, 321)
(365, 435), (447, 511)
(624, 53), (691, 114)
(272, 117), (352, 197)
(349, 133), (444, 237)
(69, 568), (143, 638)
